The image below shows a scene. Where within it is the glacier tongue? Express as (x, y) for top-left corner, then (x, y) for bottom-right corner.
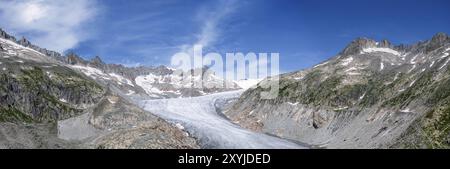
(138, 90), (306, 149)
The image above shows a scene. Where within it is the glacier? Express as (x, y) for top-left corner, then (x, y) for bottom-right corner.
(137, 90), (306, 149)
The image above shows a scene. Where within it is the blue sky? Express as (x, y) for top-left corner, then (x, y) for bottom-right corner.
(1, 0), (450, 73)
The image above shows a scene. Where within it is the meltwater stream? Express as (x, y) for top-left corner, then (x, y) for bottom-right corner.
(138, 90), (306, 149)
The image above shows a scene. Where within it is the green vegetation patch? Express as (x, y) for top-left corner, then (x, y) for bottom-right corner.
(0, 106), (34, 123)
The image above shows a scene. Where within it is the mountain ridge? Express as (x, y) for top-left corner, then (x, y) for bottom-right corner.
(225, 32), (450, 148)
(0, 28), (241, 99)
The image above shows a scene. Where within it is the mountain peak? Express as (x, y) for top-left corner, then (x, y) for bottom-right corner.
(431, 32), (448, 43)
(425, 32), (449, 53)
(86, 55), (107, 69)
(67, 52), (87, 65)
(340, 37), (378, 55)
(91, 56), (104, 64)
(18, 37), (31, 47)
(379, 39), (392, 48)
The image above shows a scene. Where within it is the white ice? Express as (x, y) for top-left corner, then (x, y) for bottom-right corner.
(362, 47), (401, 56)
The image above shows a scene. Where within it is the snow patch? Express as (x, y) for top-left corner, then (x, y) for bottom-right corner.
(126, 90), (135, 95)
(313, 61), (329, 68)
(409, 80), (416, 87)
(430, 61), (435, 68)
(287, 102), (299, 106)
(345, 67), (358, 72)
(109, 73), (134, 86)
(359, 93), (366, 100)
(70, 65), (110, 80)
(347, 72), (361, 75)
(293, 77), (304, 80)
(362, 47), (400, 56)
(107, 98), (117, 104)
(408, 64), (416, 73)
(441, 53), (449, 59)
(46, 71), (54, 78)
(400, 108), (411, 113)
(393, 72), (400, 81)
(135, 75), (165, 95)
(380, 62), (384, 70)
(344, 67), (363, 75)
(59, 98), (67, 103)
(248, 110), (254, 115)
(0, 38), (45, 56)
(410, 55), (418, 64)
(439, 58), (450, 70)
(234, 79), (262, 89)
(175, 123), (185, 130)
(341, 57), (353, 66)
(334, 106), (348, 111)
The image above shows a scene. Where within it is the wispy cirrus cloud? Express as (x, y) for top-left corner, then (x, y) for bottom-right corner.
(0, 0), (100, 52)
(172, 0), (239, 70)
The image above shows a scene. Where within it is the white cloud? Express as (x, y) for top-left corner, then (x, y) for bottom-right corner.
(0, 0), (99, 52)
(171, 0), (237, 71)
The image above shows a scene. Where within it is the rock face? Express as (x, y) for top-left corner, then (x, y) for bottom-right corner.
(58, 91), (199, 149)
(0, 28), (200, 149)
(0, 28), (17, 42)
(226, 33), (450, 148)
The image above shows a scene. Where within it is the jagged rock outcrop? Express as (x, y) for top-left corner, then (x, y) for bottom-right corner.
(0, 28), (17, 42)
(18, 37), (31, 47)
(340, 38), (376, 55)
(89, 56), (106, 69)
(66, 52), (87, 65)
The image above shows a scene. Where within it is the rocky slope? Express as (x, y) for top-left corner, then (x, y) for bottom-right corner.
(0, 28), (199, 149)
(225, 33), (450, 148)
